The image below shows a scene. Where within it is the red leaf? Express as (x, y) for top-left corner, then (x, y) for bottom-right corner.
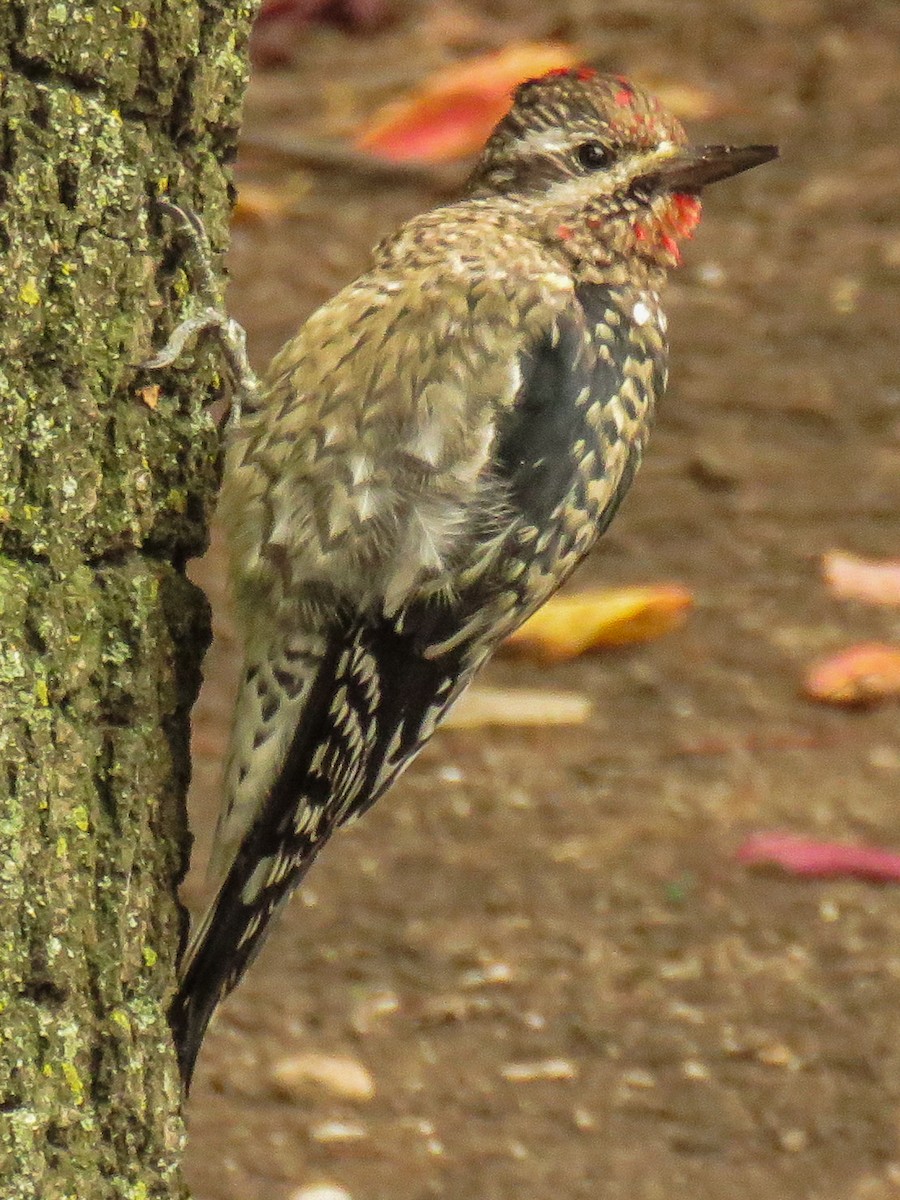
(356, 43), (580, 163)
(736, 832), (900, 882)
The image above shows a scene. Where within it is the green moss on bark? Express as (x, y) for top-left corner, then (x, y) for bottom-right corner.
(0, 2), (257, 1196)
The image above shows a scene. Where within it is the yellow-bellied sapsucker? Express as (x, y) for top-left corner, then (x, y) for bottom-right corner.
(162, 69), (776, 1086)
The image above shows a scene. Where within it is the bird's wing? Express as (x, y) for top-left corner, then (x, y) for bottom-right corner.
(472, 280), (669, 634)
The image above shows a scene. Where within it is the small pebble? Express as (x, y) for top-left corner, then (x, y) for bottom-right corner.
(310, 1121), (367, 1143)
(501, 1058), (577, 1082)
(757, 1042), (800, 1070)
(681, 1059), (711, 1082)
(829, 276), (861, 314)
(780, 1128), (808, 1153)
(460, 961), (513, 988)
(668, 1001), (705, 1026)
(819, 899), (839, 923)
(349, 988), (399, 1035)
(697, 260), (726, 286)
(620, 1068), (656, 1090)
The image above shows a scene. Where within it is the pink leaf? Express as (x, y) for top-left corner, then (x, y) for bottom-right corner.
(822, 549), (900, 607)
(804, 642), (900, 706)
(736, 832), (900, 882)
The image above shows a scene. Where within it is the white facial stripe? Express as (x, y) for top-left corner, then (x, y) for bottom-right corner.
(520, 128), (574, 153)
(540, 146), (677, 206)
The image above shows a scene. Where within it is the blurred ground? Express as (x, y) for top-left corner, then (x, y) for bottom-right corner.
(183, 3), (900, 1198)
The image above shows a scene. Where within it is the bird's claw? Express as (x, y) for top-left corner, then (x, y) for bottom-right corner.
(145, 199), (260, 427)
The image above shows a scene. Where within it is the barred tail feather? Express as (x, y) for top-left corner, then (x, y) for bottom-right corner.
(170, 616), (476, 1089)
(170, 816), (331, 1089)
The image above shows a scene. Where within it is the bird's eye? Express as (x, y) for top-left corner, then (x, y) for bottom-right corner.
(576, 142), (613, 170)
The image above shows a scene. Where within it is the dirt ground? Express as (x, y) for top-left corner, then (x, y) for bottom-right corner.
(181, 3), (900, 1198)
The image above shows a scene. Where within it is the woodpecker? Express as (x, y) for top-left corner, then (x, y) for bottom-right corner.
(163, 69), (776, 1087)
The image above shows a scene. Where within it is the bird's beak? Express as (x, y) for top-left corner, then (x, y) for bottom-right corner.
(645, 143), (779, 191)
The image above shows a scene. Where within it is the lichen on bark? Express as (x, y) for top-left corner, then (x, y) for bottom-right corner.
(0, 3), (257, 1196)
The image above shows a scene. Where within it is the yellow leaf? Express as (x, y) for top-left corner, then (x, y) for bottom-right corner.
(504, 585), (692, 663)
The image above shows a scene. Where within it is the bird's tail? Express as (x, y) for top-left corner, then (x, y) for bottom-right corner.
(170, 631), (348, 1089)
(169, 609), (481, 1090)
(170, 818), (329, 1090)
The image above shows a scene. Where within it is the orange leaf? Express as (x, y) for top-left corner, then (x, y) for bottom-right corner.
(804, 643), (900, 706)
(504, 585), (693, 664)
(233, 179), (310, 223)
(822, 549), (900, 607)
(356, 42), (579, 163)
(137, 384), (160, 409)
(640, 79), (721, 121)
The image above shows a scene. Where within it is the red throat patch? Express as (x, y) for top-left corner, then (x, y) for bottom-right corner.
(631, 192), (702, 265)
(670, 192), (702, 237)
(613, 79), (635, 106)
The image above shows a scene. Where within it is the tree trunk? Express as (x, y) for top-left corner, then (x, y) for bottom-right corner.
(0, 3), (255, 1195)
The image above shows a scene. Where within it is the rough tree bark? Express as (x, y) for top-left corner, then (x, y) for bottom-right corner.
(0, 3), (256, 1196)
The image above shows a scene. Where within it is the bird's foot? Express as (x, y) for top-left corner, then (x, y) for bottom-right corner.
(145, 199), (260, 427)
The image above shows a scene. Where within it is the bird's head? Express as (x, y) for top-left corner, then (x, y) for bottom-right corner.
(466, 69), (777, 278)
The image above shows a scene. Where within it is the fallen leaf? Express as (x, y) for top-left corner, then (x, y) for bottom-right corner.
(269, 1052), (375, 1102)
(503, 585), (692, 663)
(639, 79), (722, 121)
(736, 832), (900, 882)
(356, 42), (579, 163)
(233, 178), (311, 223)
(821, 549), (900, 607)
(804, 642), (900, 705)
(138, 384), (160, 409)
(443, 685), (591, 729)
